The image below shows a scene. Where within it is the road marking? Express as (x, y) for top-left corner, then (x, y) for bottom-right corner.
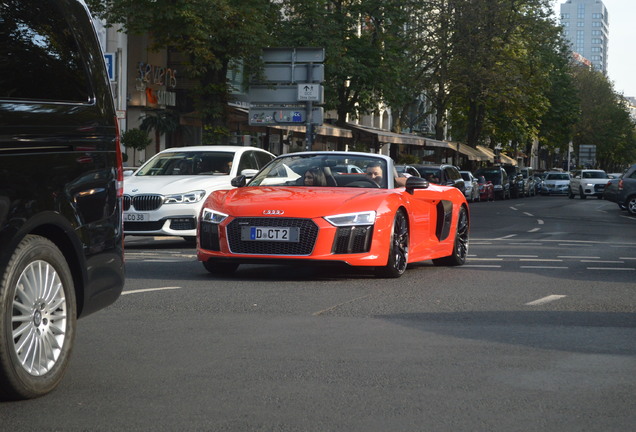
(558, 256), (600, 259)
(537, 219), (544, 224)
(313, 294), (374, 316)
(527, 228), (541, 232)
(497, 255), (538, 258)
(558, 243), (588, 247)
(463, 265), (502, 268)
(587, 267), (635, 271)
(498, 234), (517, 239)
(520, 258), (563, 262)
(525, 295), (567, 306)
(619, 257), (636, 260)
(580, 260), (625, 264)
(520, 266), (568, 269)
(470, 257), (504, 261)
(510, 206), (518, 211)
(523, 212), (534, 217)
(122, 286), (182, 295)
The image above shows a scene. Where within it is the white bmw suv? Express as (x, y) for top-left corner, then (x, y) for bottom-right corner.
(123, 146), (274, 240)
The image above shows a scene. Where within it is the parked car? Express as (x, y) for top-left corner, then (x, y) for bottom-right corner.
(332, 164), (364, 174)
(123, 146), (275, 240)
(541, 171), (571, 195)
(474, 166), (510, 200)
(533, 173), (546, 194)
(568, 169), (608, 199)
(603, 177), (622, 207)
(520, 167), (536, 196)
(616, 164), (636, 215)
(502, 165), (526, 198)
(459, 171), (480, 202)
(411, 164), (466, 195)
(476, 175), (495, 201)
(0, 0), (125, 400)
(198, 152), (469, 278)
(395, 165), (421, 177)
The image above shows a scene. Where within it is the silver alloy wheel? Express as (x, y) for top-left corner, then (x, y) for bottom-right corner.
(12, 260), (67, 376)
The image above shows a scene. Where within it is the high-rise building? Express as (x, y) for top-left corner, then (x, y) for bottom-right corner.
(558, 0), (609, 74)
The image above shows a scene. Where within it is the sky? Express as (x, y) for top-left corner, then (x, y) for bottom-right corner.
(552, 0), (636, 97)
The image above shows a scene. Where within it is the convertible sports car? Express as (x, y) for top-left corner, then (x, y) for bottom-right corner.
(197, 151), (469, 278)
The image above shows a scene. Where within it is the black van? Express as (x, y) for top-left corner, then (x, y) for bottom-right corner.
(0, 0), (124, 399)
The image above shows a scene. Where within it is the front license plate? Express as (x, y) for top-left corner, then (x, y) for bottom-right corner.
(124, 212), (149, 222)
(241, 226), (299, 242)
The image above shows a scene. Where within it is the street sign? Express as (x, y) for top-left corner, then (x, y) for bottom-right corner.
(262, 64), (324, 83)
(297, 84), (322, 101)
(104, 52), (115, 81)
(249, 85), (324, 104)
(248, 107), (324, 126)
(262, 47), (325, 63)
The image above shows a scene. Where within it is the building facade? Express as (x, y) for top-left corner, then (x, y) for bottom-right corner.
(558, 0), (609, 74)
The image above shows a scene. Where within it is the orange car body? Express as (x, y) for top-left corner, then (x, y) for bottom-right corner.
(197, 152), (469, 276)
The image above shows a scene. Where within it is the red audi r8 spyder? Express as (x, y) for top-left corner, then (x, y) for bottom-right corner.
(197, 152), (469, 278)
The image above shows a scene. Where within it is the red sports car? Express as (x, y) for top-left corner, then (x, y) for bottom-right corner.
(197, 152), (469, 278)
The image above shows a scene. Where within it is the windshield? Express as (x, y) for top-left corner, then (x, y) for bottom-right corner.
(582, 171), (607, 179)
(415, 167), (441, 183)
(475, 169), (501, 185)
(546, 173), (569, 180)
(136, 151), (234, 176)
(248, 154), (390, 189)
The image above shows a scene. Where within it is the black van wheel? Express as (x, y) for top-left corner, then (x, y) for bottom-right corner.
(0, 235), (76, 400)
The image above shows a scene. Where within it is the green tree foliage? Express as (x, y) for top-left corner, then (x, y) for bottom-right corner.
(571, 65), (636, 170)
(88, 0), (279, 143)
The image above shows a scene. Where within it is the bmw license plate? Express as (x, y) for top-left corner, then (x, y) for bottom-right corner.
(241, 226), (299, 242)
(124, 212), (149, 222)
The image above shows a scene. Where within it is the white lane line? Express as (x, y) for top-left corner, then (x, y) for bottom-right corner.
(619, 257), (636, 260)
(510, 207), (518, 211)
(525, 295), (567, 306)
(523, 212), (534, 217)
(497, 255), (538, 258)
(580, 260), (625, 264)
(498, 234), (517, 239)
(587, 267), (635, 271)
(520, 266), (568, 269)
(558, 256), (600, 259)
(122, 286), (182, 295)
(528, 228), (541, 232)
(558, 243), (588, 247)
(463, 265), (502, 268)
(520, 258), (563, 262)
(470, 257), (504, 261)
(537, 219), (544, 225)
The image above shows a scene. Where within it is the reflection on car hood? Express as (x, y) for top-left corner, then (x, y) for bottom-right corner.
(544, 180), (570, 185)
(124, 174), (233, 195)
(209, 186), (389, 218)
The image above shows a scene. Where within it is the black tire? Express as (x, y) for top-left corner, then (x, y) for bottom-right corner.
(433, 206), (469, 267)
(579, 187), (586, 199)
(0, 235), (76, 400)
(627, 196), (636, 216)
(203, 260), (239, 276)
(375, 209), (409, 278)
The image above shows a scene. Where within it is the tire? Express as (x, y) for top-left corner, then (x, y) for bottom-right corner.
(375, 209), (409, 278)
(433, 206), (469, 267)
(579, 187), (586, 199)
(203, 260), (239, 276)
(0, 235), (76, 400)
(627, 196), (636, 216)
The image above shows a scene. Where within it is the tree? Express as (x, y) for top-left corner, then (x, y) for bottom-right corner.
(88, 0), (279, 143)
(121, 128), (151, 165)
(140, 110), (180, 153)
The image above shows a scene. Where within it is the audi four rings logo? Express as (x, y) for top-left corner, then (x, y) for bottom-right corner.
(263, 210), (284, 215)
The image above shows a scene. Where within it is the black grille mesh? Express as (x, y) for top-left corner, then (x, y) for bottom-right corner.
(123, 194), (163, 211)
(333, 226), (373, 254)
(200, 222), (220, 251)
(227, 218), (318, 255)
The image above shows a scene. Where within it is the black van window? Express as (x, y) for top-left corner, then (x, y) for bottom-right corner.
(0, 0), (92, 102)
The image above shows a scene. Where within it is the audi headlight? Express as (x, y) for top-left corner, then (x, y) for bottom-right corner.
(164, 190), (206, 204)
(201, 208), (228, 224)
(324, 211), (376, 227)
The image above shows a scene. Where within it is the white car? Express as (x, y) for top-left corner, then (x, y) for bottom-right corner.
(568, 169), (608, 199)
(459, 171), (480, 202)
(541, 171), (570, 195)
(123, 146), (275, 240)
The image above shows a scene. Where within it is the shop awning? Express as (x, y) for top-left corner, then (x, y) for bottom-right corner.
(452, 142), (490, 161)
(476, 145), (517, 166)
(346, 124), (456, 149)
(270, 123), (352, 138)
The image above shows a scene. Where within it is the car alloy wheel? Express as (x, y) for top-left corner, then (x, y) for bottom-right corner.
(0, 235), (76, 400)
(627, 196), (636, 216)
(376, 209), (409, 278)
(433, 206), (469, 266)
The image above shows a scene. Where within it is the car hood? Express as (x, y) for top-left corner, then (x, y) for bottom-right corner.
(124, 174), (233, 195)
(207, 186), (390, 218)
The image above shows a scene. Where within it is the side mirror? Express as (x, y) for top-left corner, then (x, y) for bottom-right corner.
(123, 169), (135, 177)
(231, 175), (247, 187)
(241, 168), (259, 179)
(405, 176), (429, 194)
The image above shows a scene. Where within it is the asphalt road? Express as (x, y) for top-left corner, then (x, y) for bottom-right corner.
(2, 195), (635, 431)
